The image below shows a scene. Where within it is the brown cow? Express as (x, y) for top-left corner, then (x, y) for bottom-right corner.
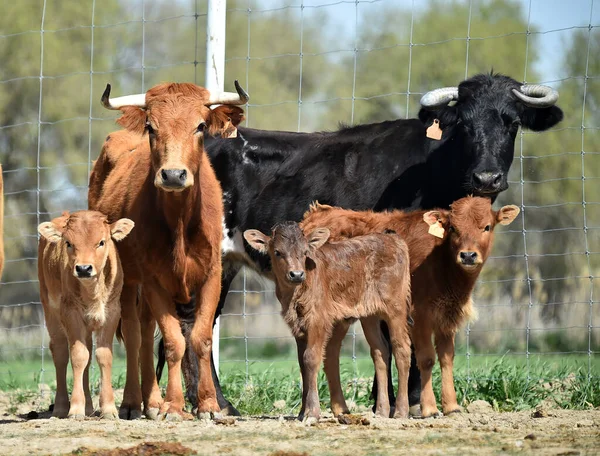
(88, 81), (247, 420)
(300, 196), (520, 418)
(244, 222), (412, 420)
(38, 211), (134, 419)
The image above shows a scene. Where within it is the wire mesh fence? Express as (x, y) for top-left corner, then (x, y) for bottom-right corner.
(0, 0), (598, 401)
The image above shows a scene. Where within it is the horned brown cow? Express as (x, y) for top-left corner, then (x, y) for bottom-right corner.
(38, 211), (134, 419)
(88, 81), (247, 419)
(300, 196), (520, 418)
(244, 222), (412, 420)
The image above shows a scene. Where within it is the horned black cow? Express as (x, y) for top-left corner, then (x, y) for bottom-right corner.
(155, 72), (563, 415)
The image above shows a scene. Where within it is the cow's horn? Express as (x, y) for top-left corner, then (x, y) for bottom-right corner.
(512, 84), (558, 108)
(420, 87), (459, 108)
(101, 84), (147, 110)
(207, 80), (249, 106)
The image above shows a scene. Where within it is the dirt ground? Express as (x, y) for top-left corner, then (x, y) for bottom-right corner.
(1, 391), (599, 455)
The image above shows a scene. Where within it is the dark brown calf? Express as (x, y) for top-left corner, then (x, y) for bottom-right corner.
(244, 222), (412, 420)
(300, 196), (520, 418)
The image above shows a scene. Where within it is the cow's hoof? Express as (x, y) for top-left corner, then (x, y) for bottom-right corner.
(409, 404), (421, 418)
(119, 405), (142, 420)
(197, 411), (214, 420)
(444, 408), (462, 416)
(68, 413), (85, 421)
(302, 416), (318, 426)
(165, 412), (183, 422)
(100, 410), (119, 420)
(219, 403), (241, 417)
(418, 410), (443, 419)
(145, 407), (161, 421)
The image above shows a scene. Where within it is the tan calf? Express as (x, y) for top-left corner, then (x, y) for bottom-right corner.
(244, 221), (412, 420)
(301, 196), (520, 418)
(38, 211), (134, 419)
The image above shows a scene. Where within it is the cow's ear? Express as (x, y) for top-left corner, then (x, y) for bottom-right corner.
(307, 228), (330, 251)
(244, 229), (270, 253)
(423, 210), (445, 226)
(496, 205), (520, 226)
(111, 218), (135, 241)
(116, 106), (147, 136)
(38, 222), (63, 243)
(206, 106), (245, 138)
(520, 106), (563, 132)
(418, 106), (458, 129)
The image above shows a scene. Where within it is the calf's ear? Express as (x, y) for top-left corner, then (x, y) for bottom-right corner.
(38, 222), (63, 243)
(243, 229), (270, 253)
(206, 106), (245, 138)
(307, 228), (330, 251)
(111, 218), (135, 241)
(496, 205), (520, 226)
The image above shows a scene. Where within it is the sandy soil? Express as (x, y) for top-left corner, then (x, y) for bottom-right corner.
(0, 391), (599, 455)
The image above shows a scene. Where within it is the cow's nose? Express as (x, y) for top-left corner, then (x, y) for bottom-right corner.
(160, 168), (188, 188)
(288, 270), (306, 282)
(472, 171), (503, 192)
(75, 264), (93, 278)
(459, 251), (478, 265)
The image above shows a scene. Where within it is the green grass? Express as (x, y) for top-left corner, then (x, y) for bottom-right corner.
(1, 353), (598, 415)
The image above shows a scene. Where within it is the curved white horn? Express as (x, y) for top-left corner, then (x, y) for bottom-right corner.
(512, 84), (559, 108)
(101, 84), (147, 110)
(207, 80), (249, 106)
(420, 87), (459, 108)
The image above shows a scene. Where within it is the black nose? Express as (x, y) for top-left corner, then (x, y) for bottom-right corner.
(160, 169), (188, 187)
(459, 251), (478, 265)
(75, 264), (93, 278)
(472, 171), (503, 192)
(288, 270), (306, 282)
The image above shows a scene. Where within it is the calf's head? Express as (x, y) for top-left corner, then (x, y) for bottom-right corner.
(419, 73), (563, 196)
(38, 211), (134, 279)
(101, 81), (247, 192)
(244, 221), (330, 286)
(423, 196), (519, 272)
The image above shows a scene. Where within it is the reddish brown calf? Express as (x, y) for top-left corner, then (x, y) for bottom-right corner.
(244, 222), (412, 420)
(300, 196), (520, 418)
(38, 211), (134, 419)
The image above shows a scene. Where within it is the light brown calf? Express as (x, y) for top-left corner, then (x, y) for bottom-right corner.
(244, 221), (412, 420)
(300, 196), (520, 418)
(38, 211), (134, 419)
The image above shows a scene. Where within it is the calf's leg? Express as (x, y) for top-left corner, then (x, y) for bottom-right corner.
(119, 284), (142, 419)
(323, 320), (352, 417)
(83, 332), (94, 416)
(361, 316), (391, 418)
(295, 336), (309, 419)
(385, 315), (411, 419)
(46, 311), (70, 418)
(412, 318), (440, 418)
(435, 329), (461, 415)
(95, 303), (120, 419)
(300, 327), (327, 420)
(63, 312), (89, 419)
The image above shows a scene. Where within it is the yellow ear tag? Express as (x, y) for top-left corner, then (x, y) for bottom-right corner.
(428, 221), (445, 239)
(426, 119), (442, 140)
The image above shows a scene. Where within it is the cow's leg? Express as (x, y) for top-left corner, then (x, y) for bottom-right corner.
(412, 318), (440, 418)
(295, 336), (308, 419)
(83, 332), (94, 416)
(190, 271), (222, 416)
(63, 311), (89, 419)
(145, 283), (188, 419)
(46, 311), (69, 418)
(372, 321), (421, 416)
(386, 315), (411, 419)
(301, 327), (327, 420)
(139, 290), (163, 420)
(361, 316), (391, 418)
(119, 284), (142, 420)
(95, 303), (120, 420)
(323, 320), (352, 417)
(434, 329), (461, 415)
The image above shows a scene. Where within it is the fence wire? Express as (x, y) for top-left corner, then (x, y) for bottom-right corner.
(0, 0), (598, 403)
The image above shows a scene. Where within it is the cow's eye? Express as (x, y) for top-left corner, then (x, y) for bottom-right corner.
(98, 240), (105, 248)
(448, 226), (455, 233)
(145, 121), (155, 135)
(65, 241), (72, 248)
(274, 250), (282, 257)
(197, 121), (207, 133)
(484, 225), (491, 232)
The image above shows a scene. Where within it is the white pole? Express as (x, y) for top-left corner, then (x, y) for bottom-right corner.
(205, 0), (227, 375)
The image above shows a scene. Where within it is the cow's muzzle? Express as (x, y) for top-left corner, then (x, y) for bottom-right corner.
(155, 168), (193, 191)
(472, 171), (507, 195)
(74, 264), (95, 278)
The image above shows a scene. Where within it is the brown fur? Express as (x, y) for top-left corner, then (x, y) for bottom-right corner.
(37, 211), (133, 419)
(88, 82), (244, 419)
(300, 196), (520, 417)
(244, 222), (412, 420)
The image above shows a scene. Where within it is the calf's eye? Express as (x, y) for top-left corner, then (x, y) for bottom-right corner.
(65, 241), (72, 248)
(197, 121), (207, 133)
(98, 240), (105, 248)
(484, 225), (491, 232)
(274, 250), (281, 257)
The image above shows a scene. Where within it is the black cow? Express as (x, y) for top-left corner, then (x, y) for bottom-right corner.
(154, 72), (563, 417)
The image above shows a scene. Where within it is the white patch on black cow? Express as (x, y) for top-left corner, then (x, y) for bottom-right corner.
(221, 217), (253, 269)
